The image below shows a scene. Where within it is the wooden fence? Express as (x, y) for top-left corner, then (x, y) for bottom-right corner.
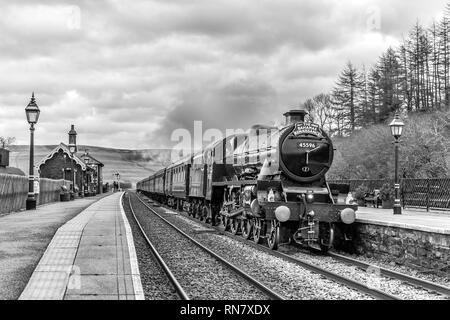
(328, 178), (450, 211)
(0, 174), (71, 214)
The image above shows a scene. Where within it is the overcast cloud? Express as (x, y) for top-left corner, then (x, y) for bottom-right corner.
(0, 0), (448, 149)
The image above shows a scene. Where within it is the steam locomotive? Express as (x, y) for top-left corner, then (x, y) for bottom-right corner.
(137, 110), (357, 251)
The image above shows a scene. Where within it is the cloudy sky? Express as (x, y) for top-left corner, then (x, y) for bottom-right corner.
(0, 0), (448, 149)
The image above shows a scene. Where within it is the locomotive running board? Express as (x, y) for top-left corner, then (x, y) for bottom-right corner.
(282, 186), (329, 194)
(213, 180), (258, 187)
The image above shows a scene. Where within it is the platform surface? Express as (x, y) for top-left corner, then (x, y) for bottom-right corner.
(19, 192), (144, 300)
(356, 207), (450, 234)
(0, 194), (107, 300)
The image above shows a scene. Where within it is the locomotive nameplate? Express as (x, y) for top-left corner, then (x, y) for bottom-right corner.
(292, 123), (323, 137)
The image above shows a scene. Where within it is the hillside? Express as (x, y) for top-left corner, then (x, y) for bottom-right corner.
(7, 145), (172, 186)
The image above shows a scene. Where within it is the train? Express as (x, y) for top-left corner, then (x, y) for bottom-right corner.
(137, 109), (357, 251)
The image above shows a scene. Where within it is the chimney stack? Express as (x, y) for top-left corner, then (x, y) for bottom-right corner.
(68, 124), (77, 153)
(283, 109), (307, 126)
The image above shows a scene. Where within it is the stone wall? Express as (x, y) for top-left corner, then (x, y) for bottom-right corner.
(0, 173), (71, 214)
(350, 222), (449, 271)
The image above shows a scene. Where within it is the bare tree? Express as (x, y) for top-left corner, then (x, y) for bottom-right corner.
(303, 93), (333, 130)
(0, 137), (15, 149)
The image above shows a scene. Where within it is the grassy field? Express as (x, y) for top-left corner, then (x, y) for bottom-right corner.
(8, 145), (172, 186)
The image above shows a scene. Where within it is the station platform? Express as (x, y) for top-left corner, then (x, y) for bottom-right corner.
(19, 192), (144, 300)
(356, 207), (450, 234)
(0, 194), (108, 300)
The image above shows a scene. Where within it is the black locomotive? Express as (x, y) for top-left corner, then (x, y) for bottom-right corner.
(137, 110), (357, 251)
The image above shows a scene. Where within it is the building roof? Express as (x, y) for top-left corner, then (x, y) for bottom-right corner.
(35, 143), (87, 171)
(79, 152), (104, 167)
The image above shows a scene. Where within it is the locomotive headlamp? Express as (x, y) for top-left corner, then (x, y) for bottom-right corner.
(340, 208), (356, 224)
(306, 191), (315, 203)
(275, 205), (291, 222)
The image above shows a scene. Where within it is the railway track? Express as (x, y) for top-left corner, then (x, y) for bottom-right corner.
(138, 192), (450, 300)
(128, 192), (286, 300)
(326, 252), (450, 297)
(126, 193), (189, 300)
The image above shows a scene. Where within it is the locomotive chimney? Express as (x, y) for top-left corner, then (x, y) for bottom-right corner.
(283, 109), (307, 125)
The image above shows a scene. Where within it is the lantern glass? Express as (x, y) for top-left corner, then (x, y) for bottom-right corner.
(25, 93), (40, 124)
(389, 115), (405, 138)
(25, 107), (40, 124)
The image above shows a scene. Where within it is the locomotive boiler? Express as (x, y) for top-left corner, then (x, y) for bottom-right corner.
(137, 109), (357, 251)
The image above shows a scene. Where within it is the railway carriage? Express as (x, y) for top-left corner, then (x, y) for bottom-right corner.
(167, 156), (191, 210)
(138, 109), (357, 251)
(150, 169), (166, 203)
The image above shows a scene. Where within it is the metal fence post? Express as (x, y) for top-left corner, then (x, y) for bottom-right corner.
(426, 179), (430, 212)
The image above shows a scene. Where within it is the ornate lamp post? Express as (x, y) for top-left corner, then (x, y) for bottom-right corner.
(83, 155), (90, 196)
(113, 172), (120, 191)
(25, 92), (40, 210)
(389, 113), (405, 215)
(68, 147), (76, 199)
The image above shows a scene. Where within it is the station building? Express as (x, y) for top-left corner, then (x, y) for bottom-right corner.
(36, 125), (104, 196)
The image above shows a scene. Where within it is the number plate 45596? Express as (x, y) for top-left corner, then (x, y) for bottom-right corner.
(298, 142), (316, 148)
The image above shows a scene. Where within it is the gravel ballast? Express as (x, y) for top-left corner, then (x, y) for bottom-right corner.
(122, 194), (179, 299)
(127, 193), (268, 300)
(137, 194), (374, 300)
(139, 193), (449, 300)
(333, 251), (450, 289)
(285, 249), (448, 300)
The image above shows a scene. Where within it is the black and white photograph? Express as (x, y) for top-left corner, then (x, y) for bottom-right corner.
(0, 0), (448, 313)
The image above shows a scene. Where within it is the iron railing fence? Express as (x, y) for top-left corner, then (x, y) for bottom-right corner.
(327, 178), (450, 211)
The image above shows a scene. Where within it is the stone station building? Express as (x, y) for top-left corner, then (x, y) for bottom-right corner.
(36, 125), (104, 196)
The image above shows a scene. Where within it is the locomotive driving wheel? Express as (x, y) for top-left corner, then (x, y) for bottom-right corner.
(230, 218), (240, 235)
(267, 220), (280, 250)
(199, 205), (205, 221)
(240, 218), (252, 240)
(252, 218), (263, 244)
(222, 215), (230, 231)
(204, 206), (211, 224)
(319, 222), (335, 253)
(194, 203), (200, 219)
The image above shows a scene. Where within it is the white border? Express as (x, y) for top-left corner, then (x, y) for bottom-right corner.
(119, 192), (145, 300)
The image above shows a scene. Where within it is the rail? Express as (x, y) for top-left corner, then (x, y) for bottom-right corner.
(137, 193), (399, 300)
(134, 192), (286, 300)
(126, 193), (190, 300)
